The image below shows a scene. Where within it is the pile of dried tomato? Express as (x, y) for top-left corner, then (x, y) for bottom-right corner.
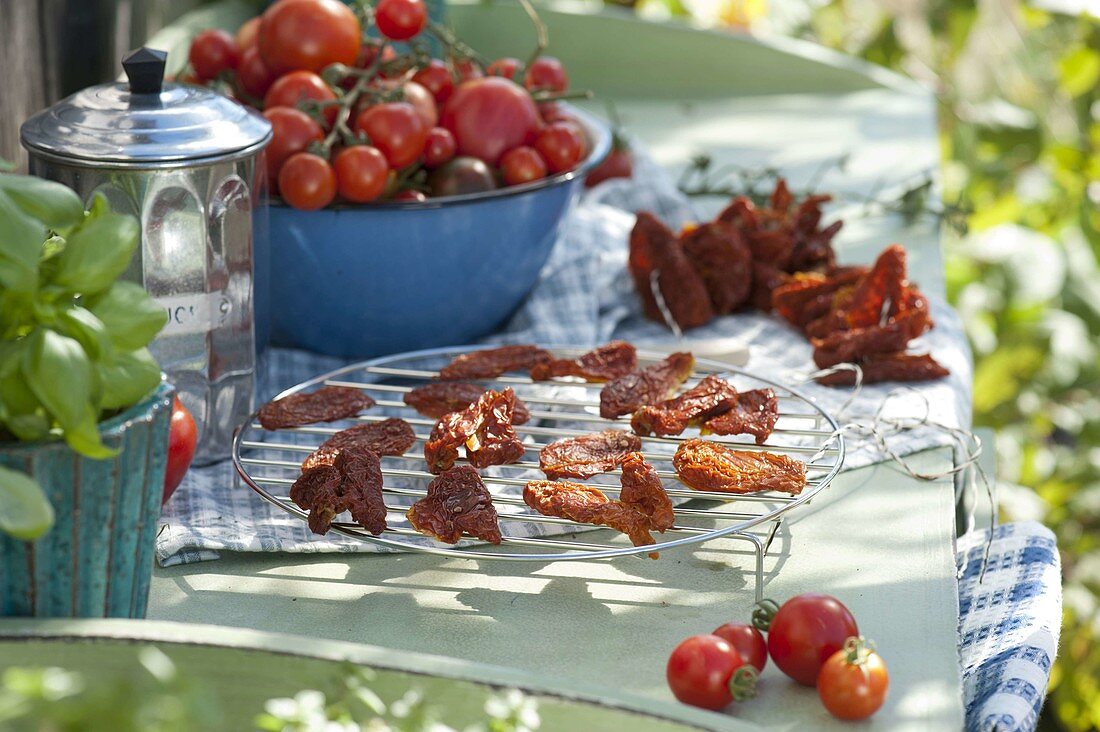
(628, 179), (948, 385)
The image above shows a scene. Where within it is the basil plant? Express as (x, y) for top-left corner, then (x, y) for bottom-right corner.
(0, 173), (167, 540)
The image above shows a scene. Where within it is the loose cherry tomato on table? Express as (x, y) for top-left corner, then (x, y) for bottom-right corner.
(534, 120), (586, 173)
(355, 102), (427, 169)
(259, 0), (361, 74)
(262, 107), (324, 182)
(817, 637), (889, 720)
(189, 29), (239, 81)
(235, 17), (261, 50)
(524, 56), (569, 92)
(757, 594), (859, 686)
(333, 146), (389, 203)
(486, 57), (524, 80)
(162, 397), (197, 504)
(423, 127), (457, 168)
(666, 634), (757, 711)
(413, 59), (455, 104)
(278, 152), (337, 210)
(236, 46), (278, 99)
(500, 146), (548, 186)
(264, 70), (338, 125)
(712, 622), (768, 673)
(585, 147), (633, 187)
(440, 77), (540, 166)
(375, 0), (428, 41)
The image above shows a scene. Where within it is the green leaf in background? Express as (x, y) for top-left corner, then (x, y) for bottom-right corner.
(97, 348), (161, 411)
(1058, 46), (1100, 98)
(50, 202), (139, 297)
(87, 282), (167, 351)
(57, 307), (113, 362)
(21, 329), (115, 459)
(0, 174), (83, 232)
(0, 465), (54, 540)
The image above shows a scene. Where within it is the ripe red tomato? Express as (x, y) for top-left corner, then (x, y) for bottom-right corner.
(423, 127), (457, 168)
(278, 152), (336, 210)
(586, 147), (634, 187)
(237, 46), (278, 100)
(162, 396), (197, 504)
(534, 120), (586, 173)
(818, 638), (889, 720)
(500, 146), (547, 186)
(487, 57), (523, 80)
(259, 0), (360, 74)
(413, 60), (455, 104)
(666, 635), (757, 711)
(711, 623), (768, 673)
(235, 17), (261, 50)
(371, 80), (438, 130)
(440, 77), (540, 166)
(355, 102), (427, 169)
(333, 146), (389, 203)
(375, 0), (428, 41)
(264, 70), (337, 126)
(454, 59), (484, 82)
(766, 594), (859, 686)
(189, 29), (239, 81)
(262, 106), (324, 182)
(524, 56), (568, 92)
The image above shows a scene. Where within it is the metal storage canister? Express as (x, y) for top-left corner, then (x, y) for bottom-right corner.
(20, 47), (272, 465)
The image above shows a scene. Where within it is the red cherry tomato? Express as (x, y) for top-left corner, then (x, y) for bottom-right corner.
(486, 57), (523, 80)
(534, 120), (586, 173)
(278, 152), (337, 210)
(162, 396), (197, 504)
(237, 46), (278, 100)
(393, 189), (427, 202)
(440, 77), (540, 166)
(585, 147), (633, 187)
(355, 102), (427, 169)
(765, 594), (860, 686)
(374, 0), (428, 41)
(524, 56), (568, 92)
(818, 637), (889, 720)
(262, 106), (324, 182)
(711, 623), (768, 673)
(235, 17), (261, 50)
(371, 80), (438, 130)
(264, 70), (337, 126)
(413, 60), (455, 105)
(500, 146), (547, 186)
(666, 635), (757, 711)
(189, 29), (239, 81)
(537, 101), (575, 125)
(454, 59), (484, 83)
(259, 0), (361, 74)
(423, 127), (457, 168)
(333, 146), (389, 203)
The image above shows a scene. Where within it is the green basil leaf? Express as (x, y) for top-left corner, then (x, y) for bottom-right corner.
(0, 367), (50, 443)
(56, 306), (112, 361)
(0, 173), (83, 230)
(87, 282), (167, 350)
(97, 348), (161, 410)
(51, 207), (139, 296)
(0, 194), (43, 295)
(0, 465), (54, 540)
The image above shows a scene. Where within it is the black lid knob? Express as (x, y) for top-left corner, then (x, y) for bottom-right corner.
(123, 47), (168, 95)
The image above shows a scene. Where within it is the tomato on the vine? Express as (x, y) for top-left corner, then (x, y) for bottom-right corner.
(189, 29), (239, 81)
(264, 70), (338, 125)
(279, 152), (337, 210)
(666, 635), (757, 711)
(355, 102), (427, 169)
(423, 127), (457, 168)
(237, 46), (278, 99)
(375, 0), (428, 41)
(413, 60), (455, 104)
(262, 106), (324, 182)
(486, 57), (523, 80)
(761, 594), (859, 686)
(712, 623), (768, 673)
(235, 17), (261, 50)
(817, 637), (889, 720)
(454, 59), (484, 83)
(524, 56), (568, 93)
(534, 120), (586, 173)
(371, 80), (438, 130)
(333, 146), (389, 203)
(259, 0), (360, 74)
(162, 397), (197, 504)
(440, 77), (540, 166)
(500, 146), (548, 186)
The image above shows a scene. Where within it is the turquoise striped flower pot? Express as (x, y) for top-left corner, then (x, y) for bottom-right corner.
(0, 381), (174, 619)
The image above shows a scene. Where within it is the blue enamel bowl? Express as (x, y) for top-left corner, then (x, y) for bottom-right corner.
(262, 108), (611, 358)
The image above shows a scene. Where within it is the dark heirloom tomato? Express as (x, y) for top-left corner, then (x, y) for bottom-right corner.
(259, 0), (360, 74)
(500, 146), (548, 186)
(712, 623), (768, 673)
(334, 146), (389, 203)
(264, 70), (338, 126)
(237, 46), (278, 99)
(262, 107), (324, 182)
(413, 60), (455, 104)
(524, 56), (568, 92)
(440, 77), (540, 166)
(765, 593), (859, 686)
(487, 57), (524, 79)
(535, 121), (586, 173)
(189, 29), (239, 81)
(666, 635), (756, 711)
(375, 0), (428, 41)
(278, 153), (337, 210)
(423, 127), (457, 168)
(355, 102), (428, 169)
(428, 157), (497, 197)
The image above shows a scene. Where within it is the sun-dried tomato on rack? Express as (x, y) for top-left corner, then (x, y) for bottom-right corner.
(404, 382), (531, 424)
(539, 429), (642, 480)
(524, 480), (658, 557)
(258, 385), (375, 430)
(424, 387), (525, 473)
(302, 418), (416, 470)
(599, 351), (696, 419)
(437, 344), (552, 380)
(530, 341), (638, 382)
(407, 465), (502, 544)
(673, 439), (807, 495)
(630, 375), (739, 437)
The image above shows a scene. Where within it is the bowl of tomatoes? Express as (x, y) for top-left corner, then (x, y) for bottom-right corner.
(184, 0), (611, 358)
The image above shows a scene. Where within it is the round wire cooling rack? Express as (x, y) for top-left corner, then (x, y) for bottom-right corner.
(233, 346), (845, 596)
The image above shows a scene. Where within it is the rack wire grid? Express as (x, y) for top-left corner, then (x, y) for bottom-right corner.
(233, 346), (845, 601)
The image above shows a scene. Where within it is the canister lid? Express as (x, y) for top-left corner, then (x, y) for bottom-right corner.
(20, 47), (271, 168)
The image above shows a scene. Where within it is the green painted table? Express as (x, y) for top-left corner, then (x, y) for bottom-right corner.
(142, 4), (966, 729)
